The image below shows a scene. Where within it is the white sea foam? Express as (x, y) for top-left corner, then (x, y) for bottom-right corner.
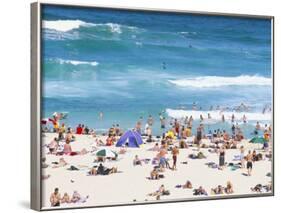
(168, 75), (271, 88)
(42, 20), (90, 32)
(166, 108), (271, 122)
(43, 20), (137, 34)
(58, 59), (99, 66)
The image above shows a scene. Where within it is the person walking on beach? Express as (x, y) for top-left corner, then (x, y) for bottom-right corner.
(50, 188), (61, 207)
(240, 146), (245, 168)
(246, 150), (253, 176)
(218, 146), (225, 170)
(171, 146), (179, 170)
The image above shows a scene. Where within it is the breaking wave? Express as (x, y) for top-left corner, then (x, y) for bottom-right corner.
(168, 75), (271, 88)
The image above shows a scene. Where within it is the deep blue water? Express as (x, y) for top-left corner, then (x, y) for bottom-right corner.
(41, 5), (272, 136)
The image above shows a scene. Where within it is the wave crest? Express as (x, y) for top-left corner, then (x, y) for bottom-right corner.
(57, 59), (99, 66)
(168, 75), (271, 88)
(42, 19), (138, 34)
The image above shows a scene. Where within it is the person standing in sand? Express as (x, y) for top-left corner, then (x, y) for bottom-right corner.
(171, 146), (179, 170)
(218, 146), (225, 170)
(240, 146), (245, 168)
(246, 150), (253, 176)
(50, 188), (61, 207)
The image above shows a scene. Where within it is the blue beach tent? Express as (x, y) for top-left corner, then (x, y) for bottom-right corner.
(116, 130), (143, 147)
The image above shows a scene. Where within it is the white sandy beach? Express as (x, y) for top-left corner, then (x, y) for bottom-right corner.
(41, 133), (272, 209)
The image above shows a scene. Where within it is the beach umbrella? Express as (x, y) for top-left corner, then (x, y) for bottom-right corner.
(95, 149), (118, 158)
(249, 137), (266, 144)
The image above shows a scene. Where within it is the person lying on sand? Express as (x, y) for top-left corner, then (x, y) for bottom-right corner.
(52, 158), (68, 168)
(50, 188), (61, 207)
(149, 143), (160, 151)
(211, 185), (224, 195)
(119, 145), (127, 154)
(133, 155), (142, 166)
(148, 185), (170, 200)
(42, 157), (49, 168)
(193, 186), (208, 196)
(95, 163), (118, 175)
(251, 183), (272, 193)
(182, 180), (193, 189)
(71, 191), (89, 203)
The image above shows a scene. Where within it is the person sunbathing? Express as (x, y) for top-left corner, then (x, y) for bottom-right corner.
(148, 185), (169, 200)
(88, 167), (97, 176)
(50, 188), (61, 207)
(211, 185), (224, 194)
(71, 191), (89, 203)
(48, 138), (58, 154)
(63, 139), (77, 155)
(52, 158), (68, 168)
(150, 168), (160, 180)
(150, 143), (160, 151)
(133, 155), (142, 166)
(106, 136), (114, 146)
(182, 180), (193, 189)
(42, 157), (49, 168)
(193, 186), (208, 196)
(97, 163), (117, 175)
(225, 181), (234, 194)
(61, 193), (70, 204)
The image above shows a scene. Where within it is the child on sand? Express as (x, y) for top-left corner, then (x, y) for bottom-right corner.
(171, 146), (179, 170)
(61, 193), (70, 204)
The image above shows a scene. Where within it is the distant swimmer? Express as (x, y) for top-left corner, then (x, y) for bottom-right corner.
(231, 114), (235, 123)
(209, 106), (213, 111)
(162, 62), (166, 70)
(255, 121), (261, 130)
(222, 114), (225, 122)
(99, 112), (103, 120)
(243, 114), (247, 124)
(147, 115), (154, 126)
(192, 102), (197, 110)
(208, 113), (211, 119)
(200, 114), (204, 121)
(216, 105), (220, 110)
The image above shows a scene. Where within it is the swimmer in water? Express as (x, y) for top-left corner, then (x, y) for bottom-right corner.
(243, 114), (247, 124)
(162, 62), (166, 70)
(99, 112), (103, 120)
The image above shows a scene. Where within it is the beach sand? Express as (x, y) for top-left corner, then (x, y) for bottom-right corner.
(41, 133), (272, 209)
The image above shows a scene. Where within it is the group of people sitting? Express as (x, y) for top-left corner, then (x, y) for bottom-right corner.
(50, 188), (89, 207)
(47, 137), (88, 156)
(211, 181), (234, 195)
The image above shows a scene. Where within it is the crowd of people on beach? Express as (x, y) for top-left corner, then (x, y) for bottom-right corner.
(43, 103), (272, 206)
